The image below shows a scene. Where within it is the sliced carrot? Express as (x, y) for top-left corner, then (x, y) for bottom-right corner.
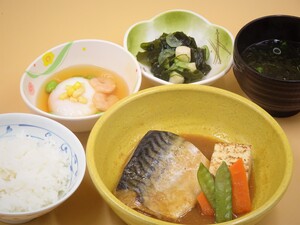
(229, 158), (252, 214)
(197, 192), (215, 216)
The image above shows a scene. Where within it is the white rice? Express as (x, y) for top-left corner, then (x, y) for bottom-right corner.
(0, 133), (71, 213)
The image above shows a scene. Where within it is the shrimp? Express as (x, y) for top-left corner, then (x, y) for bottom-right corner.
(89, 77), (116, 94)
(93, 92), (119, 111)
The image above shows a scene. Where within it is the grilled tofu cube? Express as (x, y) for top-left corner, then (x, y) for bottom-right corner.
(209, 143), (252, 179)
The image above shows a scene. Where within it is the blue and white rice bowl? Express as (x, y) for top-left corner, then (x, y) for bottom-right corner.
(0, 113), (86, 224)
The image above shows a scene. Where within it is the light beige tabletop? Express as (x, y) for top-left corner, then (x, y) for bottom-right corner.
(0, 0), (299, 224)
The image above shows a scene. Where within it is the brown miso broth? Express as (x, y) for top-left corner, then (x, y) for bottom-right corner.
(178, 134), (220, 224)
(38, 64), (129, 113)
(120, 133), (255, 224)
(241, 39), (300, 80)
(178, 134), (255, 224)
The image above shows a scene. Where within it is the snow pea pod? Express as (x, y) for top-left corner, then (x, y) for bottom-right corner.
(197, 163), (215, 209)
(215, 161), (232, 223)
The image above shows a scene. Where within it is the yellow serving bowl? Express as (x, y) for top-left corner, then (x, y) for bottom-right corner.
(86, 84), (293, 225)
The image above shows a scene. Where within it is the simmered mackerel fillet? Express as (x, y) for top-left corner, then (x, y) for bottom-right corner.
(115, 130), (210, 221)
(209, 143), (252, 179)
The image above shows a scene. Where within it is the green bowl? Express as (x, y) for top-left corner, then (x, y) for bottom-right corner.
(87, 84), (293, 225)
(124, 10), (234, 86)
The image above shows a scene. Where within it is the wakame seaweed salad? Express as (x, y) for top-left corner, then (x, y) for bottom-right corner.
(136, 32), (211, 83)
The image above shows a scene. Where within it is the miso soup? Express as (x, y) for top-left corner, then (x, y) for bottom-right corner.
(241, 39), (300, 80)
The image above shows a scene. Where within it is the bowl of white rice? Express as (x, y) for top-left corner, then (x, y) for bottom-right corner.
(0, 113), (86, 224)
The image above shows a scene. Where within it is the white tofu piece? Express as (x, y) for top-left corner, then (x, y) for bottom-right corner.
(209, 143), (252, 179)
(169, 72), (184, 84)
(175, 46), (191, 62)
